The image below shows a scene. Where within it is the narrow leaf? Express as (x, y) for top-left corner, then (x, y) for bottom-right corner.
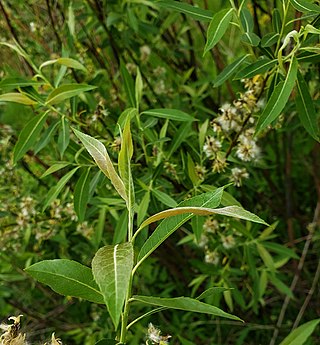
(156, 0), (213, 21)
(279, 319), (320, 345)
(136, 189), (224, 266)
(131, 295), (243, 321)
(42, 167), (79, 211)
(257, 243), (275, 271)
(46, 84), (96, 105)
(57, 116), (70, 158)
(34, 120), (59, 154)
(168, 122), (192, 158)
(92, 243), (134, 328)
(135, 67), (143, 109)
(40, 162), (71, 178)
(57, 58), (87, 71)
(151, 189), (178, 208)
(256, 57), (298, 134)
(73, 129), (127, 201)
(74, 167), (91, 222)
(0, 77), (45, 90)
(13, 111), (49, 164)
(25, 259), (104, 304)
(213, 55), (250, 87)
(241, 32), (260, 46)
(204, 8), (233, 55)
(290, 0), (320, 13)
(142, 108), (194, 121)
(120, 61), (136, 107)
(240, 7), (254, 32)
(235, 58), (277, 79)
(261, 32), (280, 47)
(295, 71), (319, 141)
(0, 92), (37, 105)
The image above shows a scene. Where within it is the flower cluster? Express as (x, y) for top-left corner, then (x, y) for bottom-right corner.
(146, 323), (171, 345)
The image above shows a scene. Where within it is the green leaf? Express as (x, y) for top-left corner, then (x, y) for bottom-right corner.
(290, 0), (320, 13)
(256, 57), (298, 134)
(142, 108), (194, 121)
(235, 58), (277, 79)
(34, 120), (59, 154)
(213, 54), (250, 87)
(0, 92), (37, 105)
(92, 243), (134, 329)
(261, 32), (280, 47)
(295, 71), (319, 141)
(72, 129), (127, 201)
(40, 162), (71, 178)
(272, 9), (282, 33)
(42, 167), (79, 211)
(240, 7), (254, 32)
(0, 77), (45, 90)
(204, 8), (233, 55)
(196, 287), (229, 301)
(156, 0), (213, 21)
(131, 295), (243, 321)
(118, 117), (134, 211)
(241, 32), (260, 46)
(262, 242), (299, 259)
(268, 273), (293, 298)
(46, 84), (96, 105)
(257, 243), (275, 271)
(57, 58), (87, 71)
(137, 191), (150, 226)
(25, 259), (104, 304)
(13, 111), (49, 164)
(151, 189), (178, 208)
(74, 167), (91, 222)
(68, 1), (75, 36)
(279, 319), (320, 345)
(168, 122), (192, 158)
(113, 210), (128, 244)
(57, 116), (70, 158)
(136, 189), (224, 267)
(120, 61), (136, 108)
(187, 153), (199, 185)
(139, 205), (267, 231)
(135, 67), (143, 109)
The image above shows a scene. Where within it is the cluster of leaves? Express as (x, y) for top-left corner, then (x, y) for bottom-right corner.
(0, 0), (320, 344)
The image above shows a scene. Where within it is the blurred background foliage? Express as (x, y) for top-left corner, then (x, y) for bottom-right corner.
(0, 0), (319, 344)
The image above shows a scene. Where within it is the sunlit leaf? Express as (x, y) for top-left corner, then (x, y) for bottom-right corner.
(46, 84), (96, 105)
(92, 243), (134, 328)
(142, 108), (194, 121)
(279, 319), (320, 345)
(0, 92), (37, 105)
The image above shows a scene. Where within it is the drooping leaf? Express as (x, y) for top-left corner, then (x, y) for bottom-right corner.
(295, 71), (319, 141)
(25, 259), (104, 304)
(92, 243), (134, 328)
(136, 188), (224, 267)
(142, 109), (194, 121)
(290, 0), (320, 13)
(42, 167), (79, 211)
(279, 319), (320, 345)
(72, 129), (127, 201)
(0, 92), (37, 105)
(213, 55), (250, 87)
(74, 167), (91, 222)
(13, 111), (49, 164)
(45, 84), (96, 105)
(131, 295), (243, 321)
(203, 8), (233, 55)
(138, 205), (267, 231)
(156, 0), (213, 21)
(235, 58), (277, 79)
(256, 57), (298, 134)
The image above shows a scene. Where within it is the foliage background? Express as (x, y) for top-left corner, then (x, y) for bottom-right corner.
(0, 0), (319, 344)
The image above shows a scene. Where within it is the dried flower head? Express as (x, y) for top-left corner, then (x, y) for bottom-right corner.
(147, 323), (171, 345)
(230, 167), (249, 187)
(0, 315), (27, 345)
(221, 235), (236, 249)
(204, 250), (220, 265)
(203, 136), (221, 158)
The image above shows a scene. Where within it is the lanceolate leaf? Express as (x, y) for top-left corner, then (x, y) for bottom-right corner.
(131, 295), (243, 321)
(136, 188), (224, 267)
(142, 109), (194, 121)
(151, 189), (178, 208)
(279, 319), (320, 345)
(13, 111), (49, 164)
(118, 117), (135, 211)
(92, 243), (134, 329)
(0, 92), (37, 105)
(0, 77), (45, 90)
(138, 205), (267, 231)
(261, 32), (280, 47)
(40, 162), (71, 178)
(295, 71), (319, 141)
(241, 32), (260, 46)
(42, 167), (79, 211)
(157, 0), (213, 21)
(45, 84), (96, 105)
(213, 54), (250, 87)
(72, 129), (127, 201)
(57, 58), (87, 71)
(203, 8), (233, 55)
(235, 58), (277, 79)
(256, 57), (298, 134)
(57, 116), (70, 158)
(120, 61), (136, 108)
(25, 259), (104, 304)
(290, 0), (320, 13)
(240, 7), (254, 32)
(74, 167), (91, 222)
(34, 120), (59, 154)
